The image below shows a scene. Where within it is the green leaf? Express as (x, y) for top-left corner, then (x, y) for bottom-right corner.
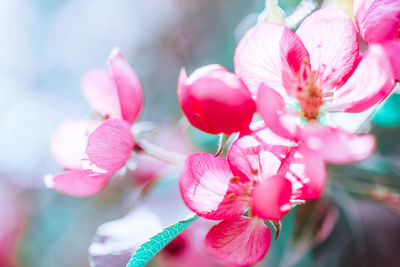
(125, 214), (198, 267)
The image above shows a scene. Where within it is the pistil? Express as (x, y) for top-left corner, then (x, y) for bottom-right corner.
(294, 60), (323, 121)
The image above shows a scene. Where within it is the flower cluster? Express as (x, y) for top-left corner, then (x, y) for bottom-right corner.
(178, 5), (397, 267)
(44, 1), (399, 266)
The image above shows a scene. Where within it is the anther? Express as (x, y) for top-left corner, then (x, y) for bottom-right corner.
(226, 193), (237, 201)
(251, 168), (258, 175)
(243, 187), (251, 195)
(229, 176), (240, 184)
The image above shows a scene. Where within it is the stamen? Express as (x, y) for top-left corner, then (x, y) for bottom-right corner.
(251, 168), (258, 175)
(229, 176), (240, 184)
(294, 62), (323, 121)
(242, 187), (251, 195)
(226, 193), (237, 201)
(237, 194), (252, 203)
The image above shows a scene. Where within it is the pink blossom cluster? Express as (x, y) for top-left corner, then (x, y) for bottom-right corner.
(177, 5), (398, 267)
(46, 49), (144, 197)
(44, 1), (400, 266)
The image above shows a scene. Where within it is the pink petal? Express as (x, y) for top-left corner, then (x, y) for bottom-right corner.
(330, 44), (395, 112)
(296, 8), (359, 91)
(381, 39), (400, 81)
(257, 83), (300, 139)
(252, 176), (292, 220)
(83, 119), (134, 176)
(228, 127), (291, 183)
(45, 170), (110, 197)
(301, 123), (376, 164)
(205, 217), (271, 267)
(177, 68), (188, 104)
(81, 69), (122, 119)
(108, 49), (144, 125)
(354, 0), (375, 32)
(355, 0), (400, 44)
(178, 64), (255, 135)
(50, 119), (100, 170)
(234, 23), (309, 99)
(278, 145), (326, 200)
(179, 153), (246, 220)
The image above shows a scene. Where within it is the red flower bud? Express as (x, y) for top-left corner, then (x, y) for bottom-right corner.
(178, 64), (255, 134)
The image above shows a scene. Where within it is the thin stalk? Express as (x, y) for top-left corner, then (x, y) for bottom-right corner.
(135, 139), (187, 167)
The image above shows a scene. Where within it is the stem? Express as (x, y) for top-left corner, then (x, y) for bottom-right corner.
(135, 139), (187, 167)
(215, 133), (230, 157)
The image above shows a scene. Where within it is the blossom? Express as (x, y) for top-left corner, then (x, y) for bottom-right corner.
(354, 0), (400, 80)
(179, 130), (295, 266)
(178, 64), (255, 135)
(46, 49), (143, 197)
(234, 8), (392, 164)
(235, 8), (394, 118)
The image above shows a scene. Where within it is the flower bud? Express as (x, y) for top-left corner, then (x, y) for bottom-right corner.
(178, 64), (255, 134)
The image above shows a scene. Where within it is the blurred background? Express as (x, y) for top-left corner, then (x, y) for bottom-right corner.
(1, 0), (400, 266)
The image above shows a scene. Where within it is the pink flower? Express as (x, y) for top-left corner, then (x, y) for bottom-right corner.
(178, 64), (255, 135)
(235, 8), (394, 119)
(354, 0), (400, 80)
(179, 131), (294, 266)
(47, 49), (143, 197)
(234, 8), (391, 166)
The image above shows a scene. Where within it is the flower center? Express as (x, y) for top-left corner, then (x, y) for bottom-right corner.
(294, 60), (324, 121)
(227, 177), (259, 216)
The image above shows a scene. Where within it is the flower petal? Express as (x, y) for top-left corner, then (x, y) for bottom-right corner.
(83, 119), (134, 176)
(355, 0), (400, 44)
(353, 0), (375, 32)
(381, 39), (400, 81)
(228, 127), (291, 183)
(108, 49), (144, 125)
(278, 145), (326, 200)
(45, 170), (110, 197)
(257, 83), (300, 139)
(301, 123), (376, 164)
(330, 44), (395, 112)
(81, 69), (122, 119)
(296, 8), (359, 91)
(234, 23), (309, 99)
(50, 119), (100, 170)
(205, 217), (271, 267)
(179, 153), (246, 220)
(252, 176), (292, 220)
(177, 68), (188, 105)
